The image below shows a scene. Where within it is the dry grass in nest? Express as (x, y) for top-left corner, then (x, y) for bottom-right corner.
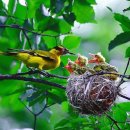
(66, 72), (119, 115)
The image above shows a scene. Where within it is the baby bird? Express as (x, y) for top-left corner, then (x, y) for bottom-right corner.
(64, 59), (87, 75)
(75, 54), (95, 74)
(88, 52), (119, 80)
(75, 54), (88, 67)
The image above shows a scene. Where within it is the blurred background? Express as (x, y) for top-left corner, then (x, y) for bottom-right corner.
(0, 0), (130, 129)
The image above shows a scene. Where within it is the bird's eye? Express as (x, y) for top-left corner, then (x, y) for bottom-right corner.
(78, 57), (81, 60)
(95, 55), (98, 58)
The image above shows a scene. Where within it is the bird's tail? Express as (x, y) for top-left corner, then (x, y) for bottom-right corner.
(0, 50), (18, 56)
(0, 51), (3, 55)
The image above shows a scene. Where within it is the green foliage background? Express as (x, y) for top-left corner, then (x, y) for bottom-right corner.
(0, 0), (130, 130)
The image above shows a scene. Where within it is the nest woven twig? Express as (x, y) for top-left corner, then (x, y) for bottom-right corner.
(66, 72), (118, 115)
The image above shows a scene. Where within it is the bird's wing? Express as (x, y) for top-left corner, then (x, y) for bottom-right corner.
(7, 49), (56, 61)
(33, 50), (56, 61)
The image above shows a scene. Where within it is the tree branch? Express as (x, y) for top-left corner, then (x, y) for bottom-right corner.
(118, 93), (130, 100)
(13, 70), (68, 79)
(0, 24), (70, 38)
(0, 74), (66, 90)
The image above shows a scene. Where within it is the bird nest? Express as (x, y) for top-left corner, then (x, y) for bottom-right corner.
(66, 72), (118, 115)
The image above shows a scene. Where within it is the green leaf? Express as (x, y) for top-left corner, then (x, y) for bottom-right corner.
(108, 32), (130, 50)
(35, 15), (60, 32)
(14, 3), (27, 20)
(48, 89), (66, 103)
(126, 47), (130, 57)
(7, 87), (29, 96)
(8, 0), (17, 14)
(63, 35), (81, 49)
(0, 0), (3, 8)
(87, 0), (97, 5)
(42, 0), (50, 8)
(29, 94), (46, 106)
(0, 0), (6, 13)
(73, 0), (95, 23)
(123, 7), (130, 12)
(55, 126), (72, 130)
(59, 20), (71, 33)
(113, 108), (127, 122)
(54, 118), (70, 129)
(63, 13), (76, 25)
(42, 30), (58, 48)
(26, 0), (43, 18)
(48, 92), (65, 103)
(114, 13), (130, 30)
(55, 0), (64, 14)
(120, 24), (130, 32)
(116, 102), (130, 111)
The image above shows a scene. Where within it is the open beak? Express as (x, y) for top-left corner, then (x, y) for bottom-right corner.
(64, 65), (70, 70)
(64, 65), (73, 73)
(75, 59), (80, 65)
(88, 53), (97, 63)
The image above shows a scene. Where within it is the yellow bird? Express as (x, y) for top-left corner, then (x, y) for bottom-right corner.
(88, 52), (119, 80)
(0, 46), (74, 70)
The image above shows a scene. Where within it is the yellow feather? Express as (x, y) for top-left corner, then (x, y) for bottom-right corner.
(0, 46), (68, 71)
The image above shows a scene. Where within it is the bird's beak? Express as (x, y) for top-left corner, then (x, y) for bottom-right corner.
(88, 53), (97, 63)
(75, 59), (80, 64)
(64, 65), (73, 73)
(68, 52), (75, 55)
(64, 49), (75, 55)
(64, 65), (70, 70)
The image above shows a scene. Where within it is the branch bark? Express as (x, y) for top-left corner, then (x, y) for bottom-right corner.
(0, 74), (66, 90)
(0, 24), (70, 38)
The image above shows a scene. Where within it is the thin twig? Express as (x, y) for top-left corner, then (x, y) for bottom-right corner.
(117, 58), (130, 88)
(105, 113), (121, 130)
(19, 98), (34, 115)
(118, 93), (130, 100)
(123, 58), (130, 76)
(34, 115), (37, 130)
(0, 24), (70, 38)
(35, 101), (47, 116)
(0, 74), (66, 90)
(22, 30), (32, 49)
(19, 96), (48, 130)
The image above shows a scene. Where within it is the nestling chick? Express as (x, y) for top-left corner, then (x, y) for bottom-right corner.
(75, 54), (88, 67)
(88, 52), (119, 80)
(64, 59), (88, 75)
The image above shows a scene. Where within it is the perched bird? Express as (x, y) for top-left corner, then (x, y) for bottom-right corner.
(75, 54), (88, 67)
(88, 52), (119, 80)
(0, 46), (74, 70)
